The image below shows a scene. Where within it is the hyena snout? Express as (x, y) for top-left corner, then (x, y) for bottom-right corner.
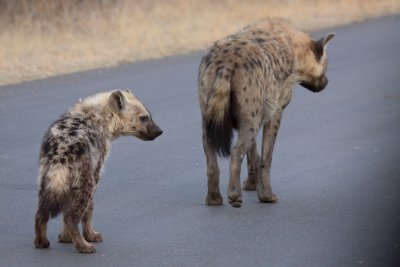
(140, 122), (163, 141)
(300, 75), (328, 93)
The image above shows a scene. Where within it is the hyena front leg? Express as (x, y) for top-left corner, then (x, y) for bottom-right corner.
(242, 142), (260, 191)
(82, 201), (102, 242)
(228, 128), (257, 208)
(257, 117), (281, 203)
(34, 198), (50, 248)
(203, 125), (223, 205)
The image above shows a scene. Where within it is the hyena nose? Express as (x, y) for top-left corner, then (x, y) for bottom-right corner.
(153, 126), (163, 136)
(156, 130), (163, 136)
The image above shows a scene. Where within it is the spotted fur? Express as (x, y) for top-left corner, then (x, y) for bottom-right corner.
(198, 18), (334, 208)
(34, 90), (162, 253)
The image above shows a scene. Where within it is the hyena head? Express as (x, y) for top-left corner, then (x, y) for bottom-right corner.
(297, 33), (335, 93)
(108, 90), (163, 141)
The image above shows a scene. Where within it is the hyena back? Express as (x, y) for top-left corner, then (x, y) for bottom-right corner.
(34, 90), (162, 253)
(198, 18), (334, 208)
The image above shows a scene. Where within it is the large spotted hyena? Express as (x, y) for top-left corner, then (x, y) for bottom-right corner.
(34, 90), (162, 253)
(198, 18), (334, 208)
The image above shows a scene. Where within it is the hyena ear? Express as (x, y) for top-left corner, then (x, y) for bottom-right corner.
(109, 90), (126, 113)
(124, 89), (135, 96)
(314, 33), (335, 61)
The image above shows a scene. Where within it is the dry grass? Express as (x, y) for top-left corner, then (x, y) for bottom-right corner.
(0, 0), (399, 86)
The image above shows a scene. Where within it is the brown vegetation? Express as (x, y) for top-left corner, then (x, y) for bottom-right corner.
(0, 0), (399, 86)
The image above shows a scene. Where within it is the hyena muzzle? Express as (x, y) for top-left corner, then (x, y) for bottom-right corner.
(198, 18), (334, 208)
(34, 90), (162, 253)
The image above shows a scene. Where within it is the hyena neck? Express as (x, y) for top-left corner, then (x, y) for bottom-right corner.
(70, 101), (123, 141)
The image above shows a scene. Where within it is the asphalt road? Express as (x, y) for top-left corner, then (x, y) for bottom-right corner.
(0, 15), (399, 267)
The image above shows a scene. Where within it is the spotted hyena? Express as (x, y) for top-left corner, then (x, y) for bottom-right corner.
(198, 18), (335, 208)
(34, 90), (162, 253)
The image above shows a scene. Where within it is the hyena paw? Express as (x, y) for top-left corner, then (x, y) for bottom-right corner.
(34, 237), (50, 248)
(205, 192), (223, 206)
(242, 177), (256, 191)
(83, 231), (103, 242)
(77, 242), (96, 253)
(58, 232), (72, 243)
(258, 192), (278, 203)
(228, 191), (243, 208)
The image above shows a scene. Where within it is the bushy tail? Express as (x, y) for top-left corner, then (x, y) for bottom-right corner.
(37, 167), (70, 218)
(204, 72), (234, 157)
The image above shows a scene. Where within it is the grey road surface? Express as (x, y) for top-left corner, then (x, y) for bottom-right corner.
(0, 15), (399, 267)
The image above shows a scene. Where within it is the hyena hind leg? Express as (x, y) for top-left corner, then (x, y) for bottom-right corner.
(82, 201), (102, 242)
(257, 121), (280, 203)
(34, 203), (50, 248)
(228, 128), (257, 208)
(64, 188), (96, 253)
(203, 126), (223, 206)
(242, 142), (260, 191)
(58, 215), (72, 243)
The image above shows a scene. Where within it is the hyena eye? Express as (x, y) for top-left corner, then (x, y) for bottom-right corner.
(139, 116), (149, 123)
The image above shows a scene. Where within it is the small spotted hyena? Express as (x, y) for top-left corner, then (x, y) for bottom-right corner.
(198, 18), (335, 208)
(34, 90), (162, 253)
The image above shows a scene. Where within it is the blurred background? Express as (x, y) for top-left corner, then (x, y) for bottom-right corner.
(0, 0), (399, 86)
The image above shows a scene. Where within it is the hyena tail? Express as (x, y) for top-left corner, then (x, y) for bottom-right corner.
(204, 70), (234, 157)
(37, 166), (70, 218)
(38, 189), (66, 219)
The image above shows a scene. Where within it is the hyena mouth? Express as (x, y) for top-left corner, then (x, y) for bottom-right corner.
(300, 76), (328, 93)
(138, 128), (163, 141)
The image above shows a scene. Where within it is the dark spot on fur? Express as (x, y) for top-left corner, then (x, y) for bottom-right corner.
(41, 138), (51, 156)
(255, 37), (266, 43)
(224, 74), (230, 81)
(251, 112), (255, 117)
(68, 143), (85, 158)
(243, 63), (249, 71)
(223, 49), (229, 54)
(250, 127), (255, 132)
(73, 118), (86, 126)
(245, 98), (249, 103)
(89, 136), (97, 147)
(203, 54), (211, 64)
(204, 60), (212, 70)
(243, 86), (247, 92)
(249, 61), (255, 69)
